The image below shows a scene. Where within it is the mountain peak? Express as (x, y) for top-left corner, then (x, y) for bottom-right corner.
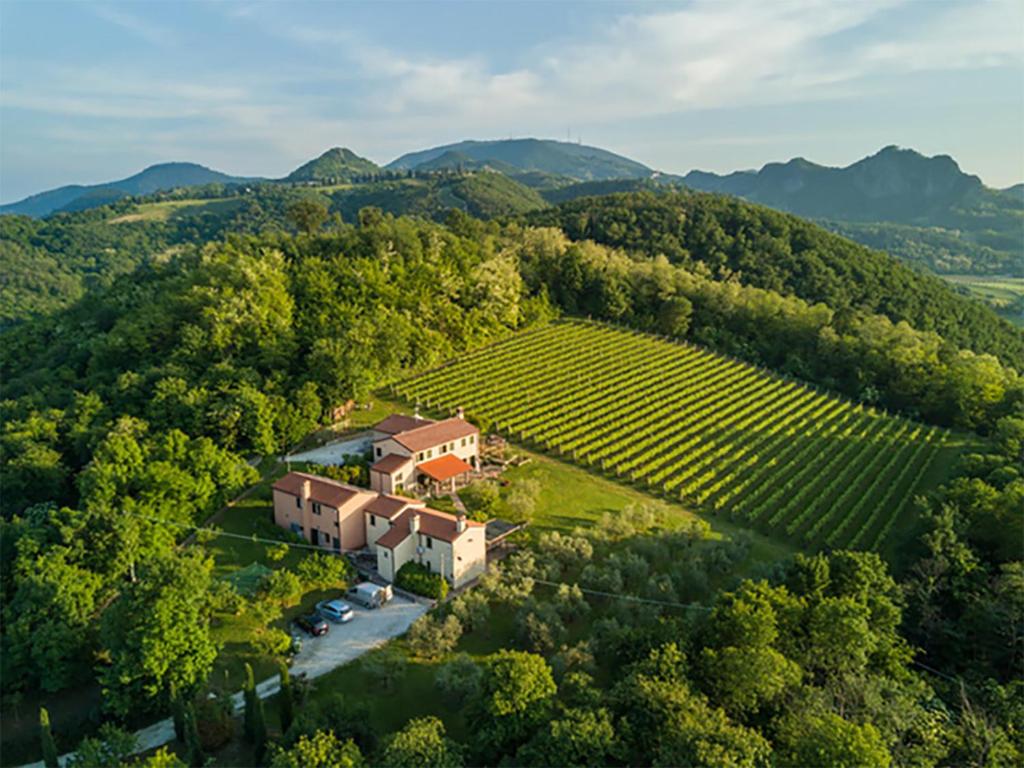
(286, 148), (379, 182)
(386, 138), (652, 181)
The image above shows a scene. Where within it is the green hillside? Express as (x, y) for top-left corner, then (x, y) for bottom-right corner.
(528, 190), (1024, 368)
(395, 320), (964, 555)
(285, 147), (380, 182)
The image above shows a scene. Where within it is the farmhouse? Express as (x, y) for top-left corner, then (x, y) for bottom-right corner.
(368, 409), (479, 495)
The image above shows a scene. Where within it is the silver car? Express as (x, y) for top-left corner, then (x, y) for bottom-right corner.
(316, 599), (354, 623)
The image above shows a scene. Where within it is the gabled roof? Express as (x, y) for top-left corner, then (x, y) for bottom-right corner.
(362, 494), (423, 520)
(376, 507), (484, 549)
(416, 454), (473, 482)
(374, 414), (433, 435)
(272, 472), (366, 509)
(370, 454), (413, 475)
(390, 418), (479, 453)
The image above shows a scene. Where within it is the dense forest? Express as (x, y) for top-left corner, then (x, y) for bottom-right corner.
(1, 196), (1021, 765)
(527, 191), (1024, 368)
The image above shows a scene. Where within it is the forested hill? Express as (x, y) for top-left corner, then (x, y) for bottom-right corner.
(285, 147), (379, 182)
(387, 138), (653, 180)
(527, 190), (1024, 368)
(0, 173), (546, 325)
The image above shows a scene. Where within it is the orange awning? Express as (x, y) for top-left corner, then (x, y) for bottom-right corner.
(416, 454), (472, 482)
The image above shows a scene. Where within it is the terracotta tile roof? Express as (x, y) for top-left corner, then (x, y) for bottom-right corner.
(370, 454), (413, 474)
(416, 454), (473, 482)
(375, 414), (433, 435)
(272, 472), (364, 509)
(391, 418), (479, 452)
(375, 507), (483, 549)
(362, 494), (423, 520)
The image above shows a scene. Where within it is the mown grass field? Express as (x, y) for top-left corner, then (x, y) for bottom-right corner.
(394, 320), (968, 555)
(108, 197), (244, 223)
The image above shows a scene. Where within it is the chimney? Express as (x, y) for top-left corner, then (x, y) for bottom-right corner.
(301, 479), (311, 500)
(410, 513), (420, 534)
(456, 406), (465, 420)
(456, 513), (466, 534)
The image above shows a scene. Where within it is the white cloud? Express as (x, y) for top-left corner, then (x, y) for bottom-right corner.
(90, 4), (177, 47)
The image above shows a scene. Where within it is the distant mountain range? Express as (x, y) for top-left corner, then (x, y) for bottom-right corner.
(0, 162), (254, 218)
(3, 139), (1020, 276)
(681, 145), (1020, 227)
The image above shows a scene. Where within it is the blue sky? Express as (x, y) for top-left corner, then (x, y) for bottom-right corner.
(1, 0), (1022, 202)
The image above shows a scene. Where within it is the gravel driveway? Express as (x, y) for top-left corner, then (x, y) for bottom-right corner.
(24, 597), (427, 767)
(290, 596), (427, 678)
(286, 432), (373, 465)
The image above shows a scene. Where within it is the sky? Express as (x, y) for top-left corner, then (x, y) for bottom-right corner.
(1, 0), (1022, 203)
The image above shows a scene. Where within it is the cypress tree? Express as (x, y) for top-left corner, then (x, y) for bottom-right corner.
(251, 691), (267, 764)
(242, 662), (256, 741)
(184, 702), (204, 768)
(278, 660), (294, 735)
(170, 683), (185, 742)
(243, 661), (266, 760)
(40, 707), (59, 768)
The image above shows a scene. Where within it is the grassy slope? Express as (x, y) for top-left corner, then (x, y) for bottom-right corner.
(943, 275), (1024, 327)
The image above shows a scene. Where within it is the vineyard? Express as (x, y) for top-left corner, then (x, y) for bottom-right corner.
(394, 320), (963, 552)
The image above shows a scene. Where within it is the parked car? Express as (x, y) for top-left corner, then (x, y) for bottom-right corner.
(316, 599), (354, 623)
(293, 613), (329, 637)
(345, 582), (392, 609)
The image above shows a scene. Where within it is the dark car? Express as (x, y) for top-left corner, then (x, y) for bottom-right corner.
(293, 613), (329, 637)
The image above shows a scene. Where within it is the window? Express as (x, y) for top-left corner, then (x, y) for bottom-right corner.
(450, 442), (455, 451)
(383, 551), (389, 558)
(460, 437), (466, 447)
(469, 435), (475, 444)
(376, 446), (382, 458)
(312, 502), (322, 516)
(426, 536), (433, 549)
(427, 449), (433, 458)
(290, 522), (302, 535)
(395, 473), (402, 482)
(440, 444), (447, 454)
(295, 496), (301, 509)
(417, 451), (424, 461)
(370, 514), (376, 527)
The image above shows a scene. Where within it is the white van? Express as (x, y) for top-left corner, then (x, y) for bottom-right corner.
(345, 582), (393, 609)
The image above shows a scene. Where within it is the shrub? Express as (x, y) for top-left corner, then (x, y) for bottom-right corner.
(361, 649), (407, 693)
(460, 480), (500, 520)
(395, 562), (448, 599)
(296, 552), (353, 591)
(435, 653), (482, 702)
(516, 601), (566, 654)
(266, 543), (289, 562)
(553, 584), (590, 623)
(449, 590), (490, 632)
(252, 627), (293, 657)
(406, 614), (463, 659)
(262, 569), (303, 606)
(195, 692), (235, 751)
(537, 531), (594, 575)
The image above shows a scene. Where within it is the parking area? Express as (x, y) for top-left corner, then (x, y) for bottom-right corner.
(285, 432), (373, 465)
(289, 595), (427, 679)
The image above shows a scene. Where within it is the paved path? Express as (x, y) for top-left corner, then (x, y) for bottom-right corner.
(23, 597), (427, 767)
(285, 433), (373, 466)
(449, 492), (468, 516)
